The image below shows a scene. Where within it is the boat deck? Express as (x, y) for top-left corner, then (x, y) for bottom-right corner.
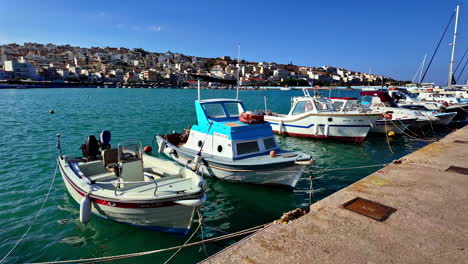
(77, 160), (200, 199)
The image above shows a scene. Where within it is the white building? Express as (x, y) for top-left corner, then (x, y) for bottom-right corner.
(273, 68), (290, 80)
(3, 57), (37, 80)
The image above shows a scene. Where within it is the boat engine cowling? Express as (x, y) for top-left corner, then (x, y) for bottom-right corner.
(100, 130), (111, 150)
(81, 135), (100, 161)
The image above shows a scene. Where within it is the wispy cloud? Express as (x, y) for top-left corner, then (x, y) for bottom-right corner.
(115, 24), (163, 32)
(148, 25), (162, 32)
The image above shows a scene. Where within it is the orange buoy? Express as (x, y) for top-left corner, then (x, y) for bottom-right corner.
(270, 150), (277, 157)
(144, 146), (152, 153)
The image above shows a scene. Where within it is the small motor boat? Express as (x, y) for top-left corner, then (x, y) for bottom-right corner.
(157, 98), (313, 189)
(57, 131), (206, 235)
(264, 89), (382, 143)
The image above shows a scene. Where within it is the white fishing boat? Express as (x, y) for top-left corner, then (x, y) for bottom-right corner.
(156, 98), (313, 189)
(57, 131), (206, 235)
(360, 91), (456, 126)
(264, 89), (381, 143)
(330, 97), (418, 134)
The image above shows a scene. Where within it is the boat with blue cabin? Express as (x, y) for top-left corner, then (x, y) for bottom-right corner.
(156, 98), (313, 189)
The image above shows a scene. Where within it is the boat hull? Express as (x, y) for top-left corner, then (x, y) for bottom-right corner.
(58, 160), (198, 235)
(265, 114), (380, 143)
(431, 112), (457, 125)
(370, 118), (417, 134)
(157, 141), (306, 188)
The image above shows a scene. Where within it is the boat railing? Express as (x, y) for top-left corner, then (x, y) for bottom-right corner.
(94, 179), (159, 196)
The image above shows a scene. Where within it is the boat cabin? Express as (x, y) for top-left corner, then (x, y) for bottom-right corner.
(163, 99), (279, 160)
(288, 96), (337, 115)
(360, 91), (399, 108)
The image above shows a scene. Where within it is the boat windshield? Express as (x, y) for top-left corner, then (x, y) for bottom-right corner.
(292, 101), (309, 115)
(223, 102), (244, 117)
(314, 98), (335, 111)
(203, 103), (227, 118)
(202, 102), (245, 119)
(118, 140), (143, 163)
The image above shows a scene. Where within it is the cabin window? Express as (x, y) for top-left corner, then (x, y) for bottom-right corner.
(217, 145), (223, 152)
(203, 103), (226, 118)
(292, 101), (307, 115)
(332, 101), (344, 111)
(224, 102), (243, 117)
(236, 141), (260, 155)
(315, 101), (328, 111)
(263, 137), (276, 150)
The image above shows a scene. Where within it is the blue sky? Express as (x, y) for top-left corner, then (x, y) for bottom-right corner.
(1, 0), (466, 85)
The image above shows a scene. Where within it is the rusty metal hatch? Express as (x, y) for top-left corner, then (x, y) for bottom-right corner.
(453, 140), (468, 144)
(342, 197), (396, 222)
(445, 166), (468, 175)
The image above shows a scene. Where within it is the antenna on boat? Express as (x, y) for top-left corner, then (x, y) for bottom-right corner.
(419, 54), (426, 84)
(236, 43), (240, 100)
(412, 54), (427, 85)
(197, 79), (201, 101)
(448, 5), (460, 89)
(264, 96), (268, 113)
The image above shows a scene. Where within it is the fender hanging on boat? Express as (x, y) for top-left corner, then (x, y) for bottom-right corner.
(324, 124), (330, 137)
(158, 139), (166, 154)
(80, 193), (91, 225)
(174, 194), (206, 207)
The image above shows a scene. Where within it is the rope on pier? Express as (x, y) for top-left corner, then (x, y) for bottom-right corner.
(0, 164), (59, 264)
(30, 223), (270, 264)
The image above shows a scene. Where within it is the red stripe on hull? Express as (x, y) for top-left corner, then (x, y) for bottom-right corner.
(273, 131), (366, 143)
(62, 170), (178, 208)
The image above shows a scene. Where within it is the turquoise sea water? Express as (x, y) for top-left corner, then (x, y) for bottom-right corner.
(0, 88), (451, 263)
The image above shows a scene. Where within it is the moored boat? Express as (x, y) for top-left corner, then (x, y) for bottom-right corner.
(360, 91), (457, 126)
(264, 90), (381, 143)
(329, 96), (417, 134)
(57, 132), (206, 235)
(156, 98), (313, 189)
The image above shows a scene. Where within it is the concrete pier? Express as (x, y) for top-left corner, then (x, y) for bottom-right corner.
(202, 126), (468, 264)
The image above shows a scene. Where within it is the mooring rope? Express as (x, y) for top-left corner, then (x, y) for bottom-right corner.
(279, 163), (390, 174)
(163, 211), (203, 264)
(384, 118), (394, 154)
(0, 164), (59, 264)
(30, 223), (269, 264)
(388, 118), (437, 142)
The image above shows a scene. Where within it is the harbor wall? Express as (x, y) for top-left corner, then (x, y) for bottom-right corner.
(201, 126), (468, 264)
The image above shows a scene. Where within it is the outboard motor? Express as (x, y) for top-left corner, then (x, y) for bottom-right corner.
(100, 130), (111, 150)
(81, 135), (100, 161)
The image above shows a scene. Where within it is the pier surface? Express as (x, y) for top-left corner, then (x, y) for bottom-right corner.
(202, 126), (468, 264)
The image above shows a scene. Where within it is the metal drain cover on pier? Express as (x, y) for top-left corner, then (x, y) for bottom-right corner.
(445, 166), (468, 175)
(453, 140), (468, 144)
(342, 197), (396, 222)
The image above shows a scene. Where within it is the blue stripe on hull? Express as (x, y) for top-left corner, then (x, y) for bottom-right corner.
(268, 122), (370, 129)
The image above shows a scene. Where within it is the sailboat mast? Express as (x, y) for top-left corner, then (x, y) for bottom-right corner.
(448, 5), (460, 89)
(236, 44), (240, 99)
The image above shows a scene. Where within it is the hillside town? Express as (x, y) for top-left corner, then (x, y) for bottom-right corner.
(0, 42), (393, 88)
